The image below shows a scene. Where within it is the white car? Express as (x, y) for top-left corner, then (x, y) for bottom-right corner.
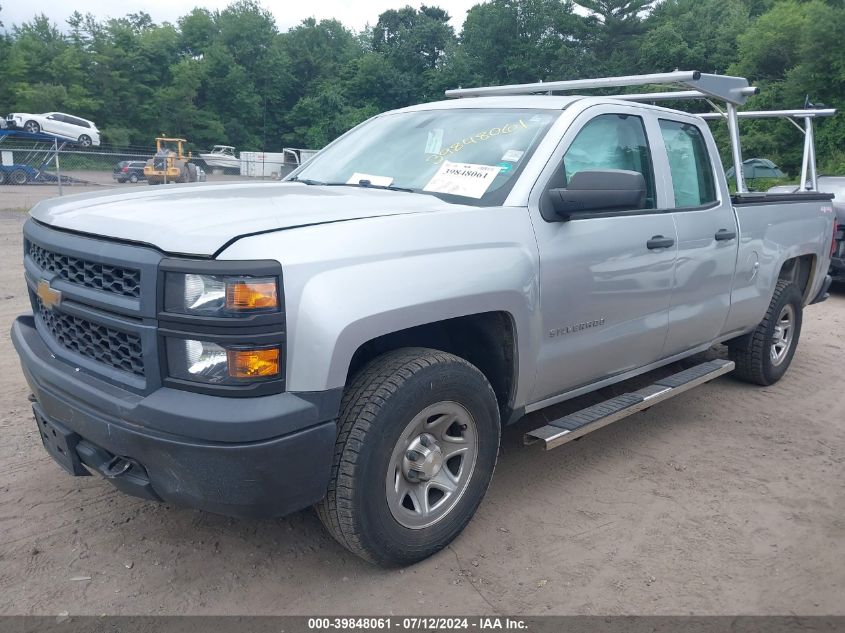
(5, 112), (101, 146)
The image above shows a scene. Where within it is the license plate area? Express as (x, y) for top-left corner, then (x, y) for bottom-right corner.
(33, 404), (90, 476)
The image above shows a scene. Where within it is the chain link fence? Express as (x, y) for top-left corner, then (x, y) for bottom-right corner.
(0, 138), (313, 211)
(0, 141), (310, 210)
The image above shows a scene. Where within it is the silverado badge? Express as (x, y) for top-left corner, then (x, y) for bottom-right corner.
(36, 279), (62, 310)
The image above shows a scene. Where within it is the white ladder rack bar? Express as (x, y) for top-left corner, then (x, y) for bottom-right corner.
(613, 88), (759, 102)
(700, 108), (836, 192)
(697, 109), (837, 119)
(445, 71), (756, 105)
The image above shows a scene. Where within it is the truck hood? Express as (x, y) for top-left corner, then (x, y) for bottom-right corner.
(30, 181), (463, 256)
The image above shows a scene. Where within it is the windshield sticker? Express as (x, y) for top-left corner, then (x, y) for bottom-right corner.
(496, 161), (514, 174)
(346, 172), (394, 187)
(425, 129), (444, 155)
(423, 161), (501, 198)
(501, 149), (524, 162)
(427, 119), (529, 164)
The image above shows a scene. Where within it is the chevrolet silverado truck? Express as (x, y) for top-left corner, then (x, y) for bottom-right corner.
(11, 72), (837, 566)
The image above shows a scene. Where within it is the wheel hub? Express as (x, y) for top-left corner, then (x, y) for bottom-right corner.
(402, 434), (443, 482)
(385, 401), (479, 530)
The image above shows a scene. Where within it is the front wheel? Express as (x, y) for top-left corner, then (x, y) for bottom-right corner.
(728, 279), (803, 386)
(316, 348), (500, 566)
(23, 120), (40, 134)
(9, 169), (28, 185)
(129, 173), (139, 183)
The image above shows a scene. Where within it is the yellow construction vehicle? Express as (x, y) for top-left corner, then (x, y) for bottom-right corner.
(144, 137), (198, 185)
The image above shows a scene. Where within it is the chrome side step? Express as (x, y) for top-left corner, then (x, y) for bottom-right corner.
(524, 359), (735, 450)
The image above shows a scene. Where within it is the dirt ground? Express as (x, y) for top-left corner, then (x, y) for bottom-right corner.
(0, 208), (842, 616)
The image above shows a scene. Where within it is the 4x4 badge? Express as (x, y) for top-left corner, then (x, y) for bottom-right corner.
(36, 279), (62, 310)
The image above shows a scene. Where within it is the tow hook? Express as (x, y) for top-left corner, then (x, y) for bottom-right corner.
(102, 456), (135, 478)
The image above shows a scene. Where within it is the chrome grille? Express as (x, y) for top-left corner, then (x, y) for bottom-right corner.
(36, 298), (145, 377)
(28, 240), (141, 298)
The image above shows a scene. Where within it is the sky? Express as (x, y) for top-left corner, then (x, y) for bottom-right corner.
(0, 0), (484, 33)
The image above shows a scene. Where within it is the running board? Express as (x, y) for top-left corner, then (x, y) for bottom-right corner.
(524, 359), (735, 450)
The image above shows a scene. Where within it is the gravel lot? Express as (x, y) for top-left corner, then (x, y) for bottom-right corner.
(0, 208), (842, 616)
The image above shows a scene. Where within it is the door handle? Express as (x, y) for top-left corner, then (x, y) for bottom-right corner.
(715, 229), (737, 241)
(647, 235), (675, 250)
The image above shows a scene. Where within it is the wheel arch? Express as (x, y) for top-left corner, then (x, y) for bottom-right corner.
(777, 253), (817, 303)
(345, 311), (519, 422)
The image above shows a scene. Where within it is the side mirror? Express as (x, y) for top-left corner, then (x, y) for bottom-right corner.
(547, 169), (647, 220)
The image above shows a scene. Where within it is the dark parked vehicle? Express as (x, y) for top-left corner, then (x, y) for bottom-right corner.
(112, 161), (147, 184)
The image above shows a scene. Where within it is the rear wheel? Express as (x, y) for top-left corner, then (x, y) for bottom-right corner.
(23, 120), (40, 134)
(728, 279), (803, 386)
(78, 135), (92, 147)
(316, 348), (500, 566)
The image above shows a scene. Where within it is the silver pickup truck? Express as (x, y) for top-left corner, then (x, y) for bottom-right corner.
(11, 72), (837, 566)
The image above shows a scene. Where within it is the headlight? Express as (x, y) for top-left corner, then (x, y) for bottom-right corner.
(164, 273), (279, 316)
(166, 338), (281, 385)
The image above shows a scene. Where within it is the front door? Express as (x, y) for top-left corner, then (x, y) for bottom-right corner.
(529, 106), (678, 404)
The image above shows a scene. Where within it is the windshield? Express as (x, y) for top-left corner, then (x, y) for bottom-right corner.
(292, 108), (559, 205)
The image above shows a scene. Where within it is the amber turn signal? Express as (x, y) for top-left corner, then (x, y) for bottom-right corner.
(225, 279), (278, 311)
(227, 347), (281, 379)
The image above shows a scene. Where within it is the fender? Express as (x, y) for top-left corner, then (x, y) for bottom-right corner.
(723, 199), (834, 336)
(218, 206), (542, 406)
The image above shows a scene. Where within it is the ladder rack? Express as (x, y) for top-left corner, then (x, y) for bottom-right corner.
(444, 71), (836, 194)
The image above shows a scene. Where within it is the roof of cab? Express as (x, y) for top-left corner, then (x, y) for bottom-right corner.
(392, 95), (583, 113)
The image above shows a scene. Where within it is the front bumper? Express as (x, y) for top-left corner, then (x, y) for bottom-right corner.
(12, 315), (340, 518)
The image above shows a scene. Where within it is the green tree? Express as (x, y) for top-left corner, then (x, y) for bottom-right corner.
(576, 0), (654, 75)
(638, 0), (750, 73)
(459, 0), (587, 86)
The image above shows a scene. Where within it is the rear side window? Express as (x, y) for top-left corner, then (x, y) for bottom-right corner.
(563, 113), (656, 209)
(66, 116), (89, 128)
(659, 119), (717, 208)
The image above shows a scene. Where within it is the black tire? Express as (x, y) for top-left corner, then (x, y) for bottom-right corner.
(23, 120), (40, 134)
(0, 171), (6, 185)
(316, 347), (500, 566)
(728, 279), (803, 386)
(10, 169), (28, 185)
(78, 135), (92, 147)
(129, 173), (139, 183)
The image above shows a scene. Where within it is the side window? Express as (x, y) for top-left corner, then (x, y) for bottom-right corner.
(563, 113), (656, 209)
(658, 119), (717, 208)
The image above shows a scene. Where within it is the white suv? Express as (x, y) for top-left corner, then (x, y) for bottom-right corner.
(5, 112), (101, 146)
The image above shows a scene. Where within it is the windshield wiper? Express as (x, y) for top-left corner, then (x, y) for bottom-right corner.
(345, 181), (415, 193)
(288, 177), (327, 185)
(288, 177), (414, 193)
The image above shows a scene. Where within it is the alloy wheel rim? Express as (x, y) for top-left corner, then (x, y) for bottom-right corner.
(770, 304), (795, 366)
(385, 401), (478, 530)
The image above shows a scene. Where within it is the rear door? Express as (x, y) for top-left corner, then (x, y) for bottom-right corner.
(528, 104), (678, 404)
(654, 116), (739, 355)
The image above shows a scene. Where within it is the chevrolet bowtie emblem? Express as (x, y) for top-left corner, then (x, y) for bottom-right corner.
(36, 279), (62, 310)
